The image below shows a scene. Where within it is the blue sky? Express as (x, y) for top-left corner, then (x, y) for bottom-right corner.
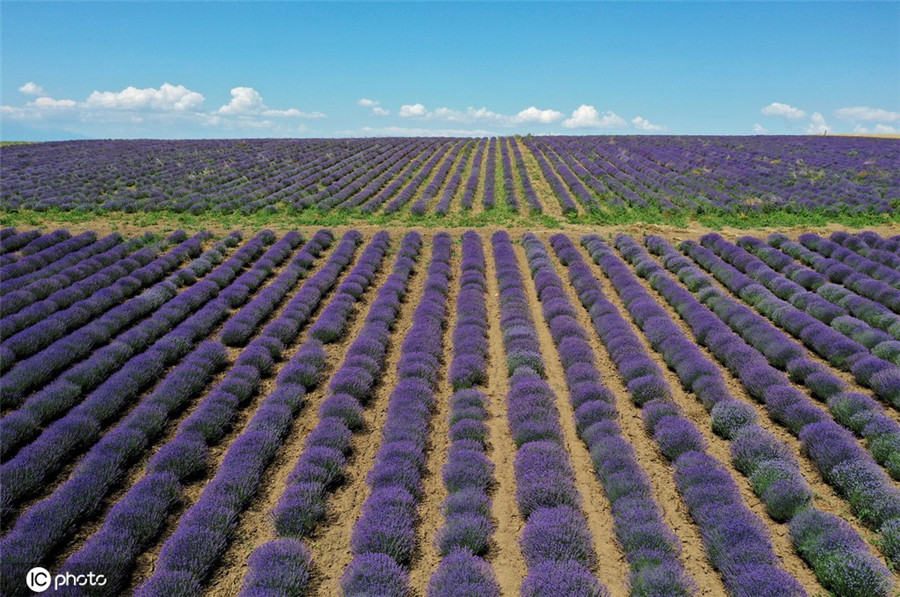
(1, 2), (898, 140)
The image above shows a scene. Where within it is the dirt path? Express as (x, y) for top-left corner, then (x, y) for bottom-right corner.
(204, 235), (397, 596)
(570, 237), (824, 595)
(305, 237), (431, 595)
(482, 242), (528, 596)
(406, 241), (458, 594)
(512, 242), (630, 596)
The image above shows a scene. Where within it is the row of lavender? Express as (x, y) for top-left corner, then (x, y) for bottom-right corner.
(1, 227), (899, 595)
(0, 136), (533, 215)
(4, 136), (897, 216)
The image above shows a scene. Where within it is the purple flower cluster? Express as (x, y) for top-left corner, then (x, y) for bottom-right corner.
(51, 230), (339, 595)
(509, 138), (543, 213)
(737, 234), (900, 364)
(561, 233), (804, 595)
(491, 231), (607, 595)
(832, 231), (900, 270)
(0, 228), (41, 255)
(499, 138), (520, 210)
(434, 140), (473, 215)
(308, 231), (391, 342)
(411, 141), (466, 215)
(524, 139), (603, 212)
(770, 233), (900, 313)
(460, 139), (486, 210)
(0, 341), (227, 596)
(137, 233), (373, 596)
(701, 233), (900, 368)
(533, 233), (695, 595)
(641, 235), (900, 482)
(239, 232), (422, 596)
(341, 233), (453, 596)
(220, 231), (331, 346)
(0, 230), (290, 519)
(519, 138), (579, 213)
(619, 234), (900, 575)
(429, 230), (500, 597)
(799, 233), (900, 288)
(379, 143), (455, 215)
(0, 230), (96, 283)
(0, 232), (154, 324)
(680, 237), (900, 406)
(0, 230), (213, 391)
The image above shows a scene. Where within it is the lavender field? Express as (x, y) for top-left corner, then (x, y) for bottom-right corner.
(1, 225), (899, 596)
(1, 136), (898, 223)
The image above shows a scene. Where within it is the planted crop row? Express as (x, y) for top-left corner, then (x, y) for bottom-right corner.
(491, 231), (608, 596)
(341, 232), (453, 596)
(135, 231), (369, 596)
(617, 234), (900, 575)
(240, 231), (423, 596)
(584, 235), (894, 596)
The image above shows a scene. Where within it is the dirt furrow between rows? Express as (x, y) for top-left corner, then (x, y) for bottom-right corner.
(305, 237), (432, 596)
(482, 241), (527, 596)
(204, 235), (399, 595)
(122, 232), (370, 594)
(511, 242), (630, 595)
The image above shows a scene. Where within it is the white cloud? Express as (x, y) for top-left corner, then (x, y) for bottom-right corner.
(761, 102), (807, 120)
(18, 82), (46, 96)
(33, 97), (76, 109)
(217, 86), (265, 115)
(399, 103), (428, 117)
(631, 116), (666, 132)
(372, 106), (390, 116)
(357, 98), (379, 107)
(753, 123), (769, 134)
(835, 106), (900, 122)
(854, 123), (899, 135)
(514, 106), (564, 124)
(399, 102), (563, 126)
(562, 105), (626, 129)
(806, 112), (829, 134)
(85, 83), (205, 112)
(216, 86), (324, 118)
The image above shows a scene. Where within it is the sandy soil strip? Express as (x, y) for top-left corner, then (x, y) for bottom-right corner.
(204, 236), (399, 596)
(482, 238), (528, 596)
(469, 141), (488, 217)
(512, 242), (630, 596)
(609, 237), (893, 574)
(406, 241), (459, 594)
(305, 237), (432, 596)
(121, 233), (372, 594)
(570, 237), (823, 595)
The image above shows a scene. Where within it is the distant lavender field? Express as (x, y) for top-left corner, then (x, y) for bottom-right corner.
(1, 136), (897, 218)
